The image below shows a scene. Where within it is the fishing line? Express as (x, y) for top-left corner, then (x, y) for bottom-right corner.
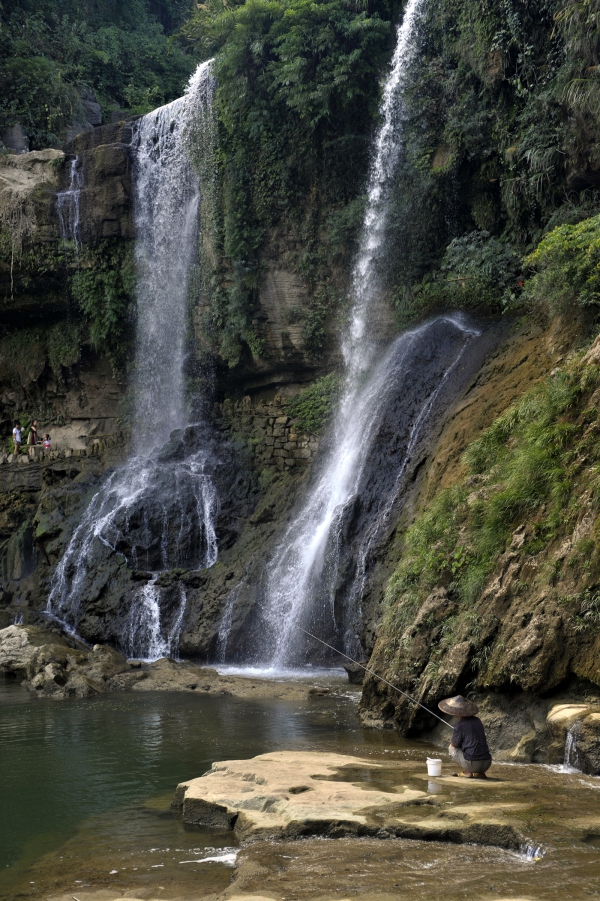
(298, 627), (454, 731)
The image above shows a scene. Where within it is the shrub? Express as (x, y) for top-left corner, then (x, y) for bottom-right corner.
(394, 231), (521, 326)
(286, 372), (342, 434)
(524, 213), (600, 313)
(70, 242), (135, 371)
(384, 353), (600, 634)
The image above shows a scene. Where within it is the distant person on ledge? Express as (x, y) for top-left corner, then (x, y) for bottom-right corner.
(12, 421), (21, 455)
(438, 695), (492, 778)
(28, 419), (39, 446)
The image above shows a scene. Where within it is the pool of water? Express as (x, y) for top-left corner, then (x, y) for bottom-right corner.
(0, 675), (373, 899)
(2, 677), (600, 901)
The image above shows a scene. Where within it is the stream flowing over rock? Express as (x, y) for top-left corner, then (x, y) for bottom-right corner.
(1, 0), (599, 751)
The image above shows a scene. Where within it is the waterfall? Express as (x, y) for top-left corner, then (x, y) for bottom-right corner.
(344, 0), (426, 380)
(249, 314), (480, 667)
(56, 156), (83, 246)
(132, 61), (215, 450)
(221, 0), (487, 669)
(563, 725), (581, 772)
(125, 579), (188, 660)
(46, 61), (220, 660)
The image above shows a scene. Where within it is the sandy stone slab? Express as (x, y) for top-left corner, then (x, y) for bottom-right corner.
(174, 751), (525, 849)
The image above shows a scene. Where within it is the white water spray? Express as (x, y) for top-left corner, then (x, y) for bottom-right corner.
(133, 62), (215, 450)
(254, 315), (478, 667)
(563, 725), (581, 773)
(344, 0), (426, 378)
(46, 62), (219, 659)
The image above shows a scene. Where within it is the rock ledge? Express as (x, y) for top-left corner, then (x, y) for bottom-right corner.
(174, 750), (524, 849)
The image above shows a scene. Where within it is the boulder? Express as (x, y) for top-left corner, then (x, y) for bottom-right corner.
(546, 703), (600, 773)
(0, 624), (130, 697)
(82, 100), (102, 128)
(577, 713), (600, 775)
(0, 624), (58, 676)
(342, 661), (367, 684)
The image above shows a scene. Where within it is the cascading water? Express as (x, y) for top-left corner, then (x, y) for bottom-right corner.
(244, 314), (481, 668)
(56, 156), (83, 246)
(133, 64), (214, 449)
(46, 61), (220, 660)
(563, 725), (581, 772)
(219, 0), (486, 668)
(344, 0), (427, 381)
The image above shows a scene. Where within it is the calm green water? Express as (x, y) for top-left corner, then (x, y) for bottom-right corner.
(3, 677), (600, 901)
(0, 677), (379, 898)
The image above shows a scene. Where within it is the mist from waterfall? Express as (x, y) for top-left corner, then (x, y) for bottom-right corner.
(46, 61), (220, 659)
(223, 0), (482, 668)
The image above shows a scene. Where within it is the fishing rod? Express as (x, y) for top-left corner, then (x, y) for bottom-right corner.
(299, 626), (454, 731)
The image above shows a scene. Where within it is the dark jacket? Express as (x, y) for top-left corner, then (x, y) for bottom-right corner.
(451, 716), (491, 761)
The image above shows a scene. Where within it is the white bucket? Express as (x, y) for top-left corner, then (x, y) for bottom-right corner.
(426, 757), (442, 777)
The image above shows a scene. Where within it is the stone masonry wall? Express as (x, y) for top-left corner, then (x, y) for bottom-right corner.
(215, 394), (319, 472)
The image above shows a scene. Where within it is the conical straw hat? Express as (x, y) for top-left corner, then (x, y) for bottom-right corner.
(438, 695), (479, 716)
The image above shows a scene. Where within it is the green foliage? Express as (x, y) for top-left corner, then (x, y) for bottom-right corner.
(70, 241), (135, 370)
(525, 213), (600, 313)
(46, 321), (82, 372)
(394, 231), (521, 325)
(381, 0), (600, 317)
(383, 351), (600, 637)
(286, 372), (342, 433)
(182, 0), (397, 362)
(302, 285), (343, 358)
(0, 56), (82, 148)
(0, 0), (196, 147)
(0, 321), (81, 385)
(554, 0), (600, 155)
(186, 0), (600, 354)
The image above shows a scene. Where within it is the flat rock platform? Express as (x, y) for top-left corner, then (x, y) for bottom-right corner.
(173, 750), (525, 848)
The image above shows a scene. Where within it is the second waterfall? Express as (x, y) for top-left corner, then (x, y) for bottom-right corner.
(46, 61), (222, 659)
(221, 0), (486, 669)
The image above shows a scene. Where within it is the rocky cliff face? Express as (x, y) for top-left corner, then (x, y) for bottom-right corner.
(359, 316), (600, 766)
(0, 120), (339, 643)
(3, 115), (600, 771)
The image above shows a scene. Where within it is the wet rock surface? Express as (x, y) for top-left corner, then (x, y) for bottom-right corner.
(361, 317), (600, 742)
(546, 703), (600, 774)
(174, 750), (525, 849)
(0, 624), (334, 701)
(44, 423), (259, 651)
(0, 624), (130, 697)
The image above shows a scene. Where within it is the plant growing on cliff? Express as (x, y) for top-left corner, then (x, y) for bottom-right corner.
(286, 372), (341, 434)
(383, 350), (600, 648)
(181, 0), (397, 362)
(525, 213), (600, 314)
(70, 241), (135, 371)
(394, 231), (522, 324)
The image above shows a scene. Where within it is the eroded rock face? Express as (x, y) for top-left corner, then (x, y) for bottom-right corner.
(63, 122), (135, 244)
(360, 317), (600, 742)
(546, 703), (600, 775)
(0, 624), (131, 697)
